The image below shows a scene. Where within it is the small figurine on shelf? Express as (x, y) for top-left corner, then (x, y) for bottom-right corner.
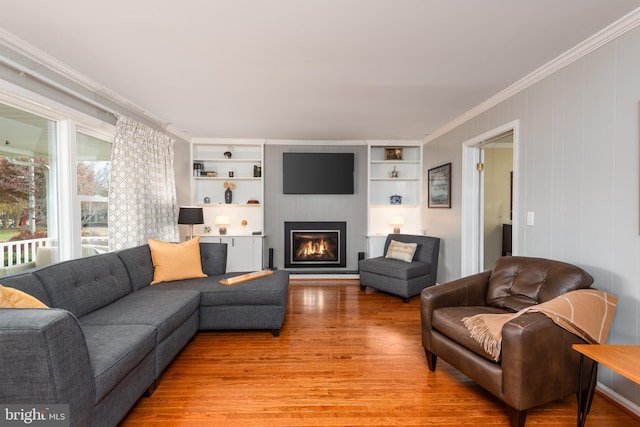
(223, 181), (235, 204)
(389, 166), (399, 178)
(390, 194), (402, 205)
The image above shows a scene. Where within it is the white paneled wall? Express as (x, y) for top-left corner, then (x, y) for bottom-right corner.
(424, 25), (640, 410)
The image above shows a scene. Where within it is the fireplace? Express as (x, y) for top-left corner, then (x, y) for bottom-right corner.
(284, 221), (346, 268)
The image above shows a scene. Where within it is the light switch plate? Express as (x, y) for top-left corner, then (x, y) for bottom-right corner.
(527, 211), (535, 226)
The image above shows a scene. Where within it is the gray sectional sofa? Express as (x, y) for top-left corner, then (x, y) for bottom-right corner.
(0, 242), (290, 427)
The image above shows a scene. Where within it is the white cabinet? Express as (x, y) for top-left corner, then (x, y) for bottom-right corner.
(366, 142), (423, 256)
(366, 235), (388, 258)
(190, 139), (265, 270)
(201, 236), (263, 272)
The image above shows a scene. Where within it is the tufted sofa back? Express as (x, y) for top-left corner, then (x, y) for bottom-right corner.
(33, 253), (132, 317)
(485, 256), (594, 312)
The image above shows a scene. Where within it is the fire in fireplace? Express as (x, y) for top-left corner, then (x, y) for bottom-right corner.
(284, 221), (346, 268)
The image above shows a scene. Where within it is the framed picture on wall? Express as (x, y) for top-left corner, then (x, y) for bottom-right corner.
(385, 146), (403, 160)
(428, 163), (451, 208)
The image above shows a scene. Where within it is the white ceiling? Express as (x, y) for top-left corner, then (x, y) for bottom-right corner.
(1, 1), (639, 141)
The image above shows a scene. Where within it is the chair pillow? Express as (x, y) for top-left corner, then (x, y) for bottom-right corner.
(148, 237), (207, 285)
(385, 240), (418, 263)
(0, 284), (48, 308)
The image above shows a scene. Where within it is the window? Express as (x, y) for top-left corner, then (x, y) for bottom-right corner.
(0, 102), (57, 274)
(77, 131), (111, 257)
(0, 98), (115, 276)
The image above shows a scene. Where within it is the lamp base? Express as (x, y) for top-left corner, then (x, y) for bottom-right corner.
(393, 227), (401, 234)
(219, 227), (227, 235)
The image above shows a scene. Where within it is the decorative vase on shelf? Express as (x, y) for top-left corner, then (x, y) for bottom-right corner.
(223, 181), (235, 204)
(390, 194), (402, 205)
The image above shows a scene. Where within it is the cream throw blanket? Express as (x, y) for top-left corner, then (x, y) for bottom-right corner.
(462, 289), (618, 362)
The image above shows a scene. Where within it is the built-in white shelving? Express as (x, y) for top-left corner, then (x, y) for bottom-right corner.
(366, 142), (423, 257)
(190, 139), (265, 270)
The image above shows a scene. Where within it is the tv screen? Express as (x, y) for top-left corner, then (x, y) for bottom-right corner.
(283, 152), (354, 194)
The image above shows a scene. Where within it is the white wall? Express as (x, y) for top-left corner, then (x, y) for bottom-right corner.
(424, 24), (640, 410)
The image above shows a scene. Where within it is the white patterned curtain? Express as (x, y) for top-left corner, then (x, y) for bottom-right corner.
(108, 116), (179, 250)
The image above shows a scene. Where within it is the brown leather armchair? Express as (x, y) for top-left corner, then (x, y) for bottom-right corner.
(421, 256), (595, 427)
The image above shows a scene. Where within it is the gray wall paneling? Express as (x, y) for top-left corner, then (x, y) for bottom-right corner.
(424, 25), (640, 408)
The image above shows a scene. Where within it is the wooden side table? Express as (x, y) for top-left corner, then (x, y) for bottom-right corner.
(572, 344), (640, 427)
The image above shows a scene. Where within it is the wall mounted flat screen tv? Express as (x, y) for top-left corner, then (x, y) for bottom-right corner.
(283, 152), (354, 194)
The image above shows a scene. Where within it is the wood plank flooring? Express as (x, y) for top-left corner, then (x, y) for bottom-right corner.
(121, 280), (640, 426)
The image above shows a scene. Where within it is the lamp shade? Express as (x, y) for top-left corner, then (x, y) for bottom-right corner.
(215, 215), (230, 226)
(390, 216), (404, 226)
(178, 207), (204, 225)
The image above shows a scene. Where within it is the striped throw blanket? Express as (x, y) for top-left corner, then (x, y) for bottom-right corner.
(462, 289), (618, 362)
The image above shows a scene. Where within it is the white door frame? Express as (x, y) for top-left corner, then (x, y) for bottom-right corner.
(461, 120), (520, 276)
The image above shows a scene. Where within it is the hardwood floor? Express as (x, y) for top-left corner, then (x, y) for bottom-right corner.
(121, 280), (639, 426)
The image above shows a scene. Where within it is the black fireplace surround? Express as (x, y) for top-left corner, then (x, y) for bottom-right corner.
(284, 221), (347, 268)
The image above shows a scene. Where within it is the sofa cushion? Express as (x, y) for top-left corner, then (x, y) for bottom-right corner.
(117, 245), (155, 291)
(385, 240), (418, 262)
(199, 242), (227, 276)
(0, 272), (52, 306)
(359, 257), (429, 280)
(79, 289), (200, 343)
(432, 306), (508, 362)
(118, 242), (228, 291)
(486, 256), (594, 311)
(150, 270), (289, 307)
(0, 284), (48, 308)
(148, 237), (207, 285)
(82, 324), (156, 404)
(33, 253), (132, 317)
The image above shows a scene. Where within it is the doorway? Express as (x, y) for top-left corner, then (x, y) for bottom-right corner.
(482, 136), (513, 270)
(461, 121), (519, 276)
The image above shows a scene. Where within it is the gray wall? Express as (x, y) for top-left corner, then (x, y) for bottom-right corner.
(424, 24), (640, 409)
(264, 144), (367, 271)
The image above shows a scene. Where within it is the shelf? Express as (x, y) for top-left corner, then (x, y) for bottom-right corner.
(367, 143), (423, 236)
(197, 203), (262, 207)
(370, 178), (419, 182)
(194, 177), (261, 181)
(196, 234), (264, 237)
(370, 204), (420, 208)
(191, 140), (264, 252)
(370, 160), (420, 164)
(194, 158), (262, 163)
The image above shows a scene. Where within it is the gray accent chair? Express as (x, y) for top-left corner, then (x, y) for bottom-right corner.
(358, 234), (440, 302)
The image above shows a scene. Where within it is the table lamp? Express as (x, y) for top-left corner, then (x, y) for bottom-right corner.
(390, 216), (404, 234)
(216, 215), (230, 235)
(178, 206), (204, 240)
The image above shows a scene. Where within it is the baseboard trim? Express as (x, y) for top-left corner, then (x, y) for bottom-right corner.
(290, 274), (359, 280)
(597, 383), (640, 420)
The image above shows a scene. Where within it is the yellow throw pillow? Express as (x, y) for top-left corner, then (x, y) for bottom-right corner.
(0, 284), (48, 308)
(148, 237), (208, 285)
(385, 240), (418, 263)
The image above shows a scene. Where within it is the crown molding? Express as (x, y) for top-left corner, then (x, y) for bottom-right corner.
(0, 27), (189, 140)
(424, 7), (640, 144)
